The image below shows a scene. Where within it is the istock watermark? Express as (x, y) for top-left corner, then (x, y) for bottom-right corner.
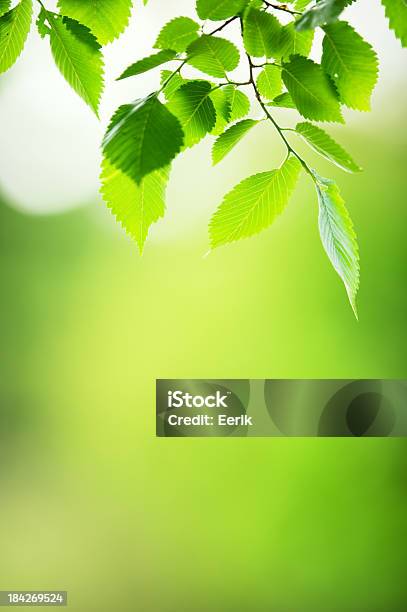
(167, 389), (230, 408)
(156, 379), (407, 438)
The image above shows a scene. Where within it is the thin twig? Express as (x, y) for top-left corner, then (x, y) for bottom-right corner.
(239, 18), (313, 177)
(207, 15), (239, 36)
(263, 1), (302, 16)
(157, 60), (187, 95)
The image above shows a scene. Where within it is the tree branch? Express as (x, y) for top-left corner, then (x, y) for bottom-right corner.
(207, 15), (239, 36)
(263, 1), (302, 16)
(239, 18), (313, 177)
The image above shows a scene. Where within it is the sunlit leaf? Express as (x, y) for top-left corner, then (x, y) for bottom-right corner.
(223, 84), (251, 120)
(58, 0), (132, 45)
(381, 0), (407, 47)
(187, 35), (240, 78)
(45, 12), (104, 115)
(314, 171), (360, 317)
(282, 55), (343, 122)
(196, 0), (248, 21)
(322, 21), (378, 111)
(212, 119), (258, 165)
(103, 95), (184, 183)
(243, 7), (282, 58)
(0, 0), (32, 74)
(209, 156), (302, 248)
(168, 80), (216, 147)
(118, 49), (177, 80)
(101, 159), (169, 254)
(296, 122), (361, 172)
(257, 65), (282, 100)
(155, 16), (199, 53)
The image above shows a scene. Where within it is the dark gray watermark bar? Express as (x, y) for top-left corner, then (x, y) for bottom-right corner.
(156, 379), (407, 437)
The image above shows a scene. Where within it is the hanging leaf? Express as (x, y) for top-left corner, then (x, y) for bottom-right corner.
(57, 0), (132, 45)
(257, 65), (282, 100)
(187, 35), (240, 78)
(41, 11), (104, 115)
(0, 0), (32, 74)
(267, 92), (297, 109)
(212, 119), (259, 165)
(223, 84), (251, 121)
(210, 87), (232, 135)
(279, 23), (314, 61)
(314, 172), (360, 317)
(381, 0), (407, 47)
(101, 159), (169, 254)
(322, 21), (378, 111)
(167, 80), (217, 147)
(103, 95), (184, 183)
(243, 7), (282, 58)
(296, 122), (361, 173)
(209, 156), (302, 248)
(155, 17), (200, 53)
(118, 50), (177, 80)
(282, 55), (343, 122)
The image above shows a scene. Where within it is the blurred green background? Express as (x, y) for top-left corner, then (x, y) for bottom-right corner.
(1, 1), (407, 611)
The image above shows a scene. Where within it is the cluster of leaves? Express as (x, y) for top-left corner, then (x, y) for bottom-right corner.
(1, 0), (406, 316)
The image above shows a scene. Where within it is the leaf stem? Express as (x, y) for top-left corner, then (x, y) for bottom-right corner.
(225, 79), (252, 86)
(35, 0), (50, 15)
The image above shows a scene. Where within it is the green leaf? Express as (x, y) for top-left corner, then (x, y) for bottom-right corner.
(279, 23), (314, 60)
(57, 0), (132, 45)
(223, 84), (251, 120)
(209, 87), (232, 135)
(267, 92), (297, 109)
(168, 80), (216, 147)
(36, 8), (50, 38)
(244, 0), (263, 11)
(209, 156), (302, 248)
(160, 69), (185, 101)
(282, 55), (343, 123)
(103, 95), (184, 183)
(0, 1), (11, 18)
(196, 0), (248, 21)
(212, 119), (258, 165)
(187, 35), (239, 78)
(294, 0), (312, 9)
(295, 0), (354, 31)
(314, 172), (359, 317)
(243, 7), (282, 58)
(118, 49), (177, 80)
(44, 13), (104, 115)
(160, 73), (231, 135)
(101, 159), (169, 254)
(296, 122), (361, 173)
(0, 0), (32, 75)
(382, 0), (407, 47)
(256, 65), (282, 100)
(155, 16), (200, 53)
(322, 21), (378, 111)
